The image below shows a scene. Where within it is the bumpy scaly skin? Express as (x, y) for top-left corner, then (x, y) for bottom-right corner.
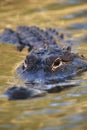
(0, 26), (64, 51)
(0, 26), (87, 100)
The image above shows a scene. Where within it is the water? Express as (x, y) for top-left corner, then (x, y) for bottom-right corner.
(0, 0), (87, 130)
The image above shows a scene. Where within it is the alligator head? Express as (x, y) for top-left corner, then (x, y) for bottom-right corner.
(16, 46), (87, 85)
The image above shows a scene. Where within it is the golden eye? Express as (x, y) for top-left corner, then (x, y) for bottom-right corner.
(51, 58), (62, 71)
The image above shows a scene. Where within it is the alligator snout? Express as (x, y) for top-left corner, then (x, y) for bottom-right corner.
(3, 86), (47, 100)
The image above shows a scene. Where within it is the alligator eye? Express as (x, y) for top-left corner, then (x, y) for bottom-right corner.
(23, 54), (38, 70)
(23, 60), (27, 68)
(51, 58), (62, 71)
(22, 60), (27, 70)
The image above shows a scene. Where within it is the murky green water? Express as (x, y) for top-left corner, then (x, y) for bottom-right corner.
(0, 0), (87, 130)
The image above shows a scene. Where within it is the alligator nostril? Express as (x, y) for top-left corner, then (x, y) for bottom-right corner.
(51, 58), (62, 71)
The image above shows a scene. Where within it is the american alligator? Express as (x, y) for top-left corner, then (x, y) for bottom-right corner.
(0, 26), (87, 100)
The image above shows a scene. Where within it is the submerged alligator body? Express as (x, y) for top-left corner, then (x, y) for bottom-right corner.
(0, 26), (64, 51)
(0, 26), (87, 100)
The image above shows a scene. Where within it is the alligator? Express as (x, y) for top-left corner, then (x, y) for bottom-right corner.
(0, 26), (87, 100)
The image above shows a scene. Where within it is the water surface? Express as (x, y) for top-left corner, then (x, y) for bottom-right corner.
(0, 0), (87, 130)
